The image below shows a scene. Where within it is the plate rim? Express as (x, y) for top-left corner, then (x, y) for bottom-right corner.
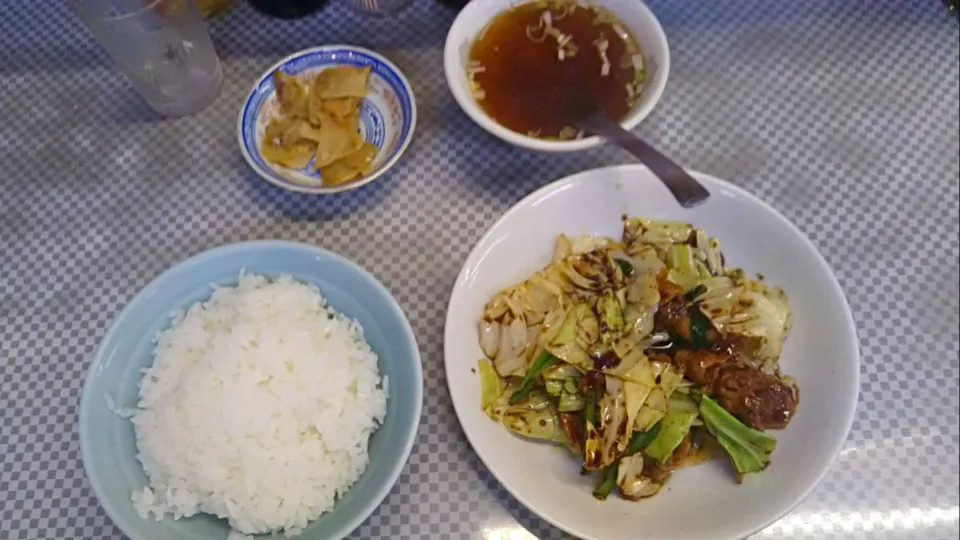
(78, 240), (424, 540)
(236, 45), (418, 195)
(443, 164), (860, 540)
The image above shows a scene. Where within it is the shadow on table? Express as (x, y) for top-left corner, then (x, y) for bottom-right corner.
(237, 166), (395, 222)
(98, 85), (173, 125)
(435, 99), (632, 208)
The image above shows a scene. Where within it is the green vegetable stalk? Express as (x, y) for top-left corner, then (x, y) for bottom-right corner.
(644, 409), (698, 463)
(688, 309), (712, 349)
(593, 461), (619, 500)
(582, 374), (602, 468)
(584, 386), (597, 427)
(509, 350), (557, 405)
(625, 423), (661, 455)
(684, 284), (707, 302)
(700, 395), (777, 477)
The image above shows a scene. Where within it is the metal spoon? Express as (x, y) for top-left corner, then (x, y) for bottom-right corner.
(576, 112), (710, 208)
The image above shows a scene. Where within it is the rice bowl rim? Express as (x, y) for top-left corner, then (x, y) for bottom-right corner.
(78, 240), (423, 540)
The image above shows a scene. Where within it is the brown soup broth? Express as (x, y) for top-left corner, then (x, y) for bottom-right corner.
(468, 0), (643, 139)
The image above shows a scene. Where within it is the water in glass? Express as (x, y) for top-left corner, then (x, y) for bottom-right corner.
(71, 0), (223, 117)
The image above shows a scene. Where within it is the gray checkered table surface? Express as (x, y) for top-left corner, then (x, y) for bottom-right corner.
(1, 0), (958, 538)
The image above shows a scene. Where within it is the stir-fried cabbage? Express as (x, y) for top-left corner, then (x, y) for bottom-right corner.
(624, 217), (693, 245)
(700, 395), (777, 477)
(478, 358), (502, 412)
(486, 384), (570, 445)
(697, 276), (792, 370)
(616, 453), (661, 499)
(645, 401), (698, 463)
(475, 217), (798, 502)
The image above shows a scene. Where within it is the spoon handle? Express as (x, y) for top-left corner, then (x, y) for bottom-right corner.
(577, 114), (710, 208)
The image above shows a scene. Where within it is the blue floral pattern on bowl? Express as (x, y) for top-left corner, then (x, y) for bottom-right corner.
(238, 46), (417, 194)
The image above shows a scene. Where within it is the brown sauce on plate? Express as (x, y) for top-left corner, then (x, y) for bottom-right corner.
(678, 427), (725, 469)
(467, 0), (644, 140)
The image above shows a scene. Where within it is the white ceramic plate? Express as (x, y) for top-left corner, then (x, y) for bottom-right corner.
(444, 165), (859, 540)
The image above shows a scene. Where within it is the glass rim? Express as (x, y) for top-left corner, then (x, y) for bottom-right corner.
(68, 0), (172, 23)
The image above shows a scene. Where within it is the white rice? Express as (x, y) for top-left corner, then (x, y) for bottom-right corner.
(127, 273), (387, 537)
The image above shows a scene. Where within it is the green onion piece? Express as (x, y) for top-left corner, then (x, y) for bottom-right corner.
(584, 387), (597, 425)
(684, 284), (707, 302)
(689, 309), (711, 349)
(625, 423), (662, 455)
(582, 381), (598, 462)
(593, 462), (619, 500)
(509, 350), (558, 405)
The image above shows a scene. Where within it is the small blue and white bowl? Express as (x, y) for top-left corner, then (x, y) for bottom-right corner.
(239, 46), (417, 194)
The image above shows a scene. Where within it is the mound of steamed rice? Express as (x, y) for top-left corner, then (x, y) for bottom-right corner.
(128, 273), (387, 537)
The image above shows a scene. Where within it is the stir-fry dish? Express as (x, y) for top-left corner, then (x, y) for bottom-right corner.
(477, 217), (799, 501)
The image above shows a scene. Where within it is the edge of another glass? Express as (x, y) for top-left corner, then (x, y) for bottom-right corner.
(69, 0), (177, 23)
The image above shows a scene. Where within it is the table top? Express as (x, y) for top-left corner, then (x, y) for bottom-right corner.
(2, 0), (958, 538)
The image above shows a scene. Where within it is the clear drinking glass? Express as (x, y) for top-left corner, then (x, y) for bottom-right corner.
(70, 0), (223, 117)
